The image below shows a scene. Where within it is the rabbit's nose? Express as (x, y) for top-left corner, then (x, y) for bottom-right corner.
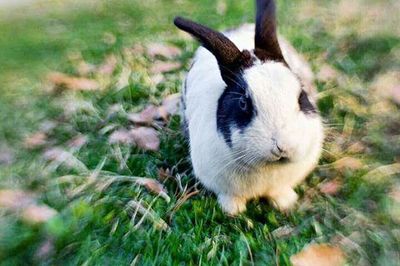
(271, 138), (288, 157)
(271, 145), (288, 158)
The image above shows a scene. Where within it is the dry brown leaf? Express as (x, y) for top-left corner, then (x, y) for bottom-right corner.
(24, 132), (47, 149)
(48, 72), (99, 92)
(43, 147), (88, 172)
(392, 85), (400, 105)
(334, 157), (364, 172)
(21, 205), (57, 224)
(130, 127), (160, 151)
(0, 189), (35, 209)
(158, 168), (173, 182)
(347, 141), (366, 154)
(128, 105), (161, 124)
(317, 64), (339, 82)
(150, 61), (181, 74)
(68, 134), (88, 149)
(161, 93), (180, 116)
(147, 43), (181, 59)
(320, 179), (342, 195)
(128, 94), (180, 124)
(98, 55), (118, 75)
(135, 177), (170, 202)
(291, 244), (345, 266)
(108, 129), (134, 145)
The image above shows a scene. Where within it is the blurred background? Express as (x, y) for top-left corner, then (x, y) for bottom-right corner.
(0, 0), (399, 265)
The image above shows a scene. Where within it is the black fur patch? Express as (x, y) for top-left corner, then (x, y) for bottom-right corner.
(217, 73), (256, 146)
(298, 90), (316, 114)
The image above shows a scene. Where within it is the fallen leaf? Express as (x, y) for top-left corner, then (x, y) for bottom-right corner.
(130, 127), (160, 151)
(291, 244), (345, 266)
(128, 94), (180, 124)
(320, 179), (342, 195)
(24, 132), (47, 149)
(48, 72), (99, 92)
(128, 105), (161, 124)
(108, 129), (134, 145)
(135, 177), (170, 202)
(98, 54), (118, 75)
(161, 93), (181, 116)
(150, 61), (181, 74)
(392, 85), (400, 105)
(158, 168), (172, 182)
(317, 64), (339, 82)
(43, 147), (88, 172)
(21, 205), (57, 224)
(147, 43), (181, 59)
(68, 134), (88, 149)
(347, 141), (366, 154)
(334, 157), (364, 172)
(0, 189), (35, 209)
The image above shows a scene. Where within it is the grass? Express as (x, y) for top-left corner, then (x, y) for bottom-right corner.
(0, 0), (399, 265)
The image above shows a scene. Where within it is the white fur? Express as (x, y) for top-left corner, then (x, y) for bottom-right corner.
(182, 24), (324, 215)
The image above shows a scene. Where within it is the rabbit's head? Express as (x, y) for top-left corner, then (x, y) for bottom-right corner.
(174, 0), (324, 167)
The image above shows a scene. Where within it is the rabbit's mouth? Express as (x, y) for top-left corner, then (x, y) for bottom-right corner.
(276, 157), (290, 164)
(234, 154), (291, 173)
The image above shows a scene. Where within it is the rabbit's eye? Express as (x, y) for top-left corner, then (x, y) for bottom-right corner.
(239, 96), (248, 111)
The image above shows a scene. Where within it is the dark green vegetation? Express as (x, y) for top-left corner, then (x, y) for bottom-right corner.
(0, 0), (399, 265)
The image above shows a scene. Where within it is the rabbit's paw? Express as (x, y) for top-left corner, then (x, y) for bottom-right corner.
(218, 194), (247, 216)
(269, 188), (298, 211)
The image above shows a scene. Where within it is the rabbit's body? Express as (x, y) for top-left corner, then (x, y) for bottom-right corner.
(176, 0), (324, 215)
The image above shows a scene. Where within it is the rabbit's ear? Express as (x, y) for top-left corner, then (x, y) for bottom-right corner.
(174, 17), (253, 85)
(254, 0), (285, 62)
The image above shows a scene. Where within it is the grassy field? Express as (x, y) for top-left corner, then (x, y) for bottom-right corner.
(0, 0), (399, 265)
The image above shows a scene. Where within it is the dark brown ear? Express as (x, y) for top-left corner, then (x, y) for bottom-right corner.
(254, 0), (285, 62)
(174, 17), (253, 86)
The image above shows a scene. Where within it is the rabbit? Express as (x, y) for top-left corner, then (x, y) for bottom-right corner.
(174, 0), (324, 215)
